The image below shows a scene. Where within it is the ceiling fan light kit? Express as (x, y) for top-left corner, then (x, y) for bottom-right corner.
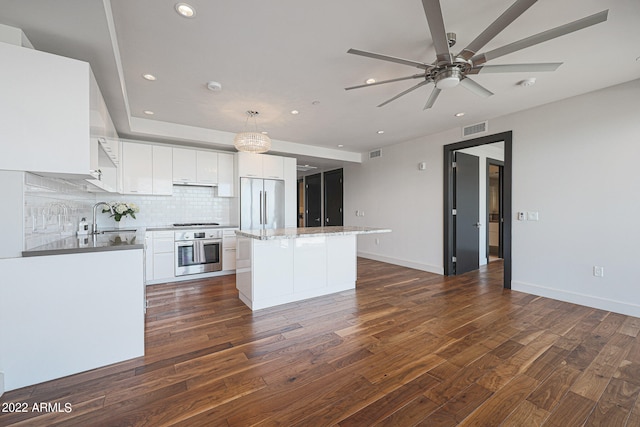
(234, 111), (271, 154)
(345, 0), (609, 110)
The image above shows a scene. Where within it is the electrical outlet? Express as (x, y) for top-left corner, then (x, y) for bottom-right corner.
(518, 212), (526, 221)
(527, 211), (539, 221)
(593, 266), (604, 277)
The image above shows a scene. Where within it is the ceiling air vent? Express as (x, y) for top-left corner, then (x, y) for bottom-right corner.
(296, 164), (318, 172)
(462, 121), (488, 138)
(369, 149), (382, 159)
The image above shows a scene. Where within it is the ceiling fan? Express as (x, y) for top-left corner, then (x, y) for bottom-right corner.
(345, 0), (608, 109)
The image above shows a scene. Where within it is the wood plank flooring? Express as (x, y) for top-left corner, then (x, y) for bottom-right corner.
(2, 258), (640, 426)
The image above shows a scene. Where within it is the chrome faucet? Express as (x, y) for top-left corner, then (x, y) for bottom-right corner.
(92, 202), (112, 234)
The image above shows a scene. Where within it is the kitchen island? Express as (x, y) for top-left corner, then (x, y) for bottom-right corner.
(235, 226), (391, 310)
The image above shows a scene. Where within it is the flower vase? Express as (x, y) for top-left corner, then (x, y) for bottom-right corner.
(114, 218), (126, 229)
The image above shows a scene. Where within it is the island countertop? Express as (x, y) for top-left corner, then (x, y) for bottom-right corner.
(235, 226), (391, 240)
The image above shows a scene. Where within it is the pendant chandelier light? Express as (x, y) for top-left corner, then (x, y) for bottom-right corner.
(233, 110), (271, 154)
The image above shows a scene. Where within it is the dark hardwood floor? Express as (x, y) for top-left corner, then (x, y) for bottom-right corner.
(2, 258), (640, 426)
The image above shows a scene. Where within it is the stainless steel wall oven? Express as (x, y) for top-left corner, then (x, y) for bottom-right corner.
(174, 229), (222, 276)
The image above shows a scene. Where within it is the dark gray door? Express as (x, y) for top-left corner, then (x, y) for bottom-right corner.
(324, 169), (343, 226)
(305, 173), (322, 227)
(455, 152), (480, 274)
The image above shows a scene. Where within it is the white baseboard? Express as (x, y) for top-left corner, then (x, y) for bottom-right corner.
(357, 251), (444, 275)
(512, 281), (640, 318)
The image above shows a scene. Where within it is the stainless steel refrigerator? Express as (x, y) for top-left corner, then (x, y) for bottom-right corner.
(240, 177), (285, 230)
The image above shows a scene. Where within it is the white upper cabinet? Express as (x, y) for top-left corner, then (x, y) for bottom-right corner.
(237, 153), (284, 179)
(122, 143), (153, 194)
(0, 42), (118, 178)
(263, 155), (284, 180)
(172, 148), (197, 184)
(173, 148), (221, 186)
(196, 151), (218, 185)
(152, 146), (173, 195)
(121, 142), (172, 195)
(217, 152), (235, 197)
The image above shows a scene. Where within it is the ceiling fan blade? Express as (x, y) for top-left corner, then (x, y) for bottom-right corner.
(422, 0), (452, 64)
(377, 80), (431, 107)
(459, 77), (494, 98)
(471, 10), (608, 65)
(468, 62), (562, 74)
(458, 0), (538, 61)
(345, 74), (425, 90)
(423, 87), (442, 110)
(347, 48), (429, 69)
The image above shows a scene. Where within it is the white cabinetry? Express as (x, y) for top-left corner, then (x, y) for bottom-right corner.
(217, 153), (235, 197)
(222, 229), (237, 271)
(236, 153), (284, 179)
(146, 231), (175, 283)
(172, 148), (197, 183)
(122, 143), (153, 194)
(152, 146), (173, 195)
(121, 142), (173, 195)
(173, 148), (221, 186)
(196, 151), (218, 185)
(284, 157), (297, 227)
(0, 42), (101, 177)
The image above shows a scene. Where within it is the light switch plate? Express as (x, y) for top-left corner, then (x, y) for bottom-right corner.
(527, 211), (539, 221)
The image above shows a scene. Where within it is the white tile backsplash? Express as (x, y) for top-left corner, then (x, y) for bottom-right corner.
(23, 174), (238, 250)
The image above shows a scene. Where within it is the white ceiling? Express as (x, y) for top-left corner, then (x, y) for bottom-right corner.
(1, 0), (639, 169)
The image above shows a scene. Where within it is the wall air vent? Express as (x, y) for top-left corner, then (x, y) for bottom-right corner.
(462, 121), (488, 138)
(369, 149), (382, 159)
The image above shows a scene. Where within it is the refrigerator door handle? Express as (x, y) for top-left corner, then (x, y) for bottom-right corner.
(259, 191), (263, 224)
(264, 191), (268, 225)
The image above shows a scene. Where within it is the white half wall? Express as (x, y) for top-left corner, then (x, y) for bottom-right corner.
(345, 78), (640, 317)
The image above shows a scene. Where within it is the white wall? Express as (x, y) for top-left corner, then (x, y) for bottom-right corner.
(345, 78), (640, 317)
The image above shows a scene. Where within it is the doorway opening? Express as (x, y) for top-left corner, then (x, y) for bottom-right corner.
(443, 131), (512, 289)
(487, 159), (504, 263)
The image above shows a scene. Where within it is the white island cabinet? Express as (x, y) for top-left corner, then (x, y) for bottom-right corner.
(235, 226), (391, 310)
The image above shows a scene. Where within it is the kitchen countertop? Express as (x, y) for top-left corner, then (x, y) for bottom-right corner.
(22, 229), (146, 257)
(235, 226), (392, 240)
(145, 224), (239, 231)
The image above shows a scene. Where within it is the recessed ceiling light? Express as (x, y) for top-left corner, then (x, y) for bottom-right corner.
(175, 3), (195, 18)
(261, 131), (268, 135)
(206, 81), (222, 91)
(454, 112), (465, 117)
(337, 144), (344, 148)
(143, 110), (154, 115)
(291, 110), (299, 115)
(365, 78), (376, 85)
(377, 130), (384, 134)
(142, 73), (156, 81)
(518, 77), (537, 87)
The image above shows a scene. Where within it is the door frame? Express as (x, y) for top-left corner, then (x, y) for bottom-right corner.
(443, 131), (512, 288)
(486, 158), (504, 261)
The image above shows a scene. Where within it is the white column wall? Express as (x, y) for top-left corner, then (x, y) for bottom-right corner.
(344, 79), (640, 316)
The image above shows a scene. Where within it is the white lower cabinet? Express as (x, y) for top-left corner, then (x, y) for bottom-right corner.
(222, 229), (237, 271)
(145, 231), (175, 283)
